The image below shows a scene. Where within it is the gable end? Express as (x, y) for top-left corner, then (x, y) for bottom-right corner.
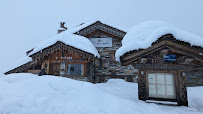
(75, 21), (126, 38)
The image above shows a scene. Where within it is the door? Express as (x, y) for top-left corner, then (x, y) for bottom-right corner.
(49, 63), (60, 76)
(148, 73), (176, 99)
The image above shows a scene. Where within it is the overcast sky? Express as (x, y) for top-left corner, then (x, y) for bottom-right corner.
(0, 0), (203, 73)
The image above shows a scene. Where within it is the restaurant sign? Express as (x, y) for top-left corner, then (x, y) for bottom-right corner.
(89, 38), (112, 47)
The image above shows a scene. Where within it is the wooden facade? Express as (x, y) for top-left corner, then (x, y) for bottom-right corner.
(4, 21), (203, 106)
(33, 41), (99, 82)
(5, 21), (137, 83)
(119, 34), (203, 106)
(5, 41), (98, 82)
(5, 21), (203, 86)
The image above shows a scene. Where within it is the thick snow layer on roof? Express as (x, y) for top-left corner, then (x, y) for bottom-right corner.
(28, 32), (100, 58)
(28, 20), (129, 58)
(6, 57), (32, 72)
(116, 21), (203, 61)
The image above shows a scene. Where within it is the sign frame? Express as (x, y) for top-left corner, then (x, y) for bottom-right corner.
(89, 38), (112, 47)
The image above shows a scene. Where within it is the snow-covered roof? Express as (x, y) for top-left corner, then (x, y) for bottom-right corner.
(116, 20), (203, 61)
(28, 20), (129, 58)
(6, 32), (100, 73)
(66, 20), (129, 34)
(6, 57), (32, 72)
(28, 33), (100, 58)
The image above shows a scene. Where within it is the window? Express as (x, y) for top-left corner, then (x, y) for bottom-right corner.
(67, 64), (83, 75)
(148, 73), (176, 99)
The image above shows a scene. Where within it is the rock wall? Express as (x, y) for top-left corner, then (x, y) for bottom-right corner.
(94, 38), (138, 82)
(186, 71), (203, 86)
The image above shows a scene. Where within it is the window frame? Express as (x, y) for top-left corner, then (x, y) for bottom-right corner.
(65, 63), (84, 76)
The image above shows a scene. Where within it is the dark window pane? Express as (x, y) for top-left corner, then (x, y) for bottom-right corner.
(67, 64), (83, 75)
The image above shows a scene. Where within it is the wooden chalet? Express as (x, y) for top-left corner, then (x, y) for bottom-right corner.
(4, 20), (203, 106)
(5, 20), (137, 83)
(117, 21), (203, 106)
(5, 40), (100, 82)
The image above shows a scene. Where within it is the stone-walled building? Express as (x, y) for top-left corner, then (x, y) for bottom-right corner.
(5, 20), (137, 83)
(4, 20), (203, 86)
(72, 21), (137, 82)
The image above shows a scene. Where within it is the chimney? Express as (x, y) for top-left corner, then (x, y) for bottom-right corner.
(58, 22), (67, 34)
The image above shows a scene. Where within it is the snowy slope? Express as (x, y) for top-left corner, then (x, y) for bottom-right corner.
(0, 73), (202, 114)
(116, 21), (203, 61)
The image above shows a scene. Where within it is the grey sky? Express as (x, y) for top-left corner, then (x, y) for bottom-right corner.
(0, 0), (203, 73)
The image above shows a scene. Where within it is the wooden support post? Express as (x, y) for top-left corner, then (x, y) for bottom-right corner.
(92, 59), (96, 84)
(47, 58), (50, 74)
(177, 71), (188, 106)
(138, 69), (146, 101)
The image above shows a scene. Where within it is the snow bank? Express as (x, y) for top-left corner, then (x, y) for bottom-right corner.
(1, 74), (202, 114)
(188, 86), (203, 112)
(1, 73), (197, 114)
(115, 20), (203, 61)
(28, 33), (100, 58)
(107, 79), (126, 83)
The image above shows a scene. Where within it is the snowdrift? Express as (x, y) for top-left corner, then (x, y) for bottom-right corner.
(0, 73), (202, 114)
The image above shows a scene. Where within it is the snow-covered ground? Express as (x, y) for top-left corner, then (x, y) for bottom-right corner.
(0, 73), (202, 114)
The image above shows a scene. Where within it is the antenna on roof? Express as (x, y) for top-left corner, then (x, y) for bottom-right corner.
(75, 23), (84, 27)
(58, 22), (67, 34)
